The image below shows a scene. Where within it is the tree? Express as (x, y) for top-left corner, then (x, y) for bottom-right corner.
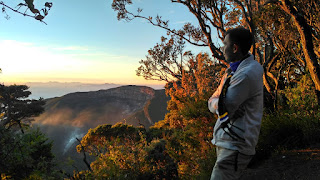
(266, 0), (320, 104)
(0, 0), (52, 24)
(112, 0), (269, 109)
(154, 52), (222, 128)
(0, 84), (45, 133)
(0, 127), (57, 179)
(112, 0), (320, 107)
(136, 35), (186, 83)
(0, 84), (58, 179)
(75, 123), (178, 179)
(111, 0), (271, 66)
(112, 0), (228, 65)
(73, 49), (221, 178)
(253, 2), (303, 110)
(153, 52), (221, 178)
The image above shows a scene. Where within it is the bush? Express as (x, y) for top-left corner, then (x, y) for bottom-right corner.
(252, 75), (320, 165)
(0, 127), (58, 179)
(74, 123), (179, 179)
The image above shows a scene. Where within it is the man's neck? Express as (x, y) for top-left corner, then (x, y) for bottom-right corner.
(230, 53), (250, 63)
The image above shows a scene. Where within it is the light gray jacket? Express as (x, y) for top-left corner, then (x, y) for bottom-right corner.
(208, 55), (263, 155)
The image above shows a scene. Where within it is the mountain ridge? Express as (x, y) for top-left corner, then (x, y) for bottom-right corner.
(35, 85), (166, 128)
(33, 85), (170, 171)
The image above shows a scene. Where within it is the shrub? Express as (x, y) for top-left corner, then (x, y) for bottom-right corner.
(0, 127), (58, 179)
(252, 75), (320, 165)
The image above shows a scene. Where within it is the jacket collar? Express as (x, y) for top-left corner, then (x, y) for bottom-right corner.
(233, 54), (254, 73)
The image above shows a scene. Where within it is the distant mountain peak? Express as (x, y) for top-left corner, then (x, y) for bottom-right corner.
(61, 85), (156, 102)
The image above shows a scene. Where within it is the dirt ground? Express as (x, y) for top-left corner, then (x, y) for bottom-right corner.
(241, 148), (320, 180)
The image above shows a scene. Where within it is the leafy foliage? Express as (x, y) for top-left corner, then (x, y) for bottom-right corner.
(136, 35), (186, 82)
(253, 74), (320, 166)
(86, 1), (320, 176)
(153, 53), (222, 178)
(0, 127), (57, 179)
(281, 74), (319, 114)
(1, 1), (318, 179)
(75, 123), (178, 179)
(0, 84), (45, 131)
(71, 53), (320, 179)
(73, 50), (222, 179)
(112, 0), (320, 109)
(0, 84), (58, 179)
(155, 52), (223, 129)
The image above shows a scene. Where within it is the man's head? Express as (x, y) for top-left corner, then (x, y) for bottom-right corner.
(222, 27), (253, 63)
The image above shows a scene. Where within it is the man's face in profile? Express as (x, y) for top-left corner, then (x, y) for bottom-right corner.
(222, 34), (238, 63)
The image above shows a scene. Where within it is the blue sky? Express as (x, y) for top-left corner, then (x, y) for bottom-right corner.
(0, 0), (212, 86)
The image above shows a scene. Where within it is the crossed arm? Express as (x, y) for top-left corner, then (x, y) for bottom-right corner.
(208, 73), (249, 119)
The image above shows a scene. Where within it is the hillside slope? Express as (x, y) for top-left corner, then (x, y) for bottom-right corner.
(125, 89), (170, 128)
(33, 85), (169, 172)
(36, 85), (164, 128)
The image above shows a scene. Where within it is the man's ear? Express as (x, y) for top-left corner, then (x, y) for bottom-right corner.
(233, 44), (239, 53)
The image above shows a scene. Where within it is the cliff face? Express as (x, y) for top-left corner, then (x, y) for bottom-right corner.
(33, 85), (169, 166)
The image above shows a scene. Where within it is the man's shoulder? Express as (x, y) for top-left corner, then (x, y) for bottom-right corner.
(248, 59), (263, 72)
(233, 59), (263, 83)
(239, 58), (263, 74)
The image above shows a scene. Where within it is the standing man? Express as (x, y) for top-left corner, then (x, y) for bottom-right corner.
(208, 27), (263, 179)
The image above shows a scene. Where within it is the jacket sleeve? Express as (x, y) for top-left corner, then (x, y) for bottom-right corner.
(225, 73), (250, 118)
(208, 74), (227, 114)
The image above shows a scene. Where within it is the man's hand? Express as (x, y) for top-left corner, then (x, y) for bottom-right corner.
(233, 106), (245, 119)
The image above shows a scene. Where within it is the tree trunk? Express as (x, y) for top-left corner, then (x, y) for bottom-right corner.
(279, 0), (320, 104)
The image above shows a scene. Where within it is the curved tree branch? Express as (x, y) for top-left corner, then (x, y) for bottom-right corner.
(0, 1), (52, 24)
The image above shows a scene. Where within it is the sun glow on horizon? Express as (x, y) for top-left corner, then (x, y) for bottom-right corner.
(0, 39), (164, 86)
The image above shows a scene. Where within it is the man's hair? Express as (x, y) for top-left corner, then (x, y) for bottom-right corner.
(225, 27), (253, 55)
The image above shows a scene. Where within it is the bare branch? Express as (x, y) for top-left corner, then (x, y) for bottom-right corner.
(130, 12), (208, 47)
(0, 1), (52, 24)
(0, 2), (34, 18)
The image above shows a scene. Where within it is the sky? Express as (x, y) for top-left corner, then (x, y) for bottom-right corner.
(0, 0), (212, 87)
